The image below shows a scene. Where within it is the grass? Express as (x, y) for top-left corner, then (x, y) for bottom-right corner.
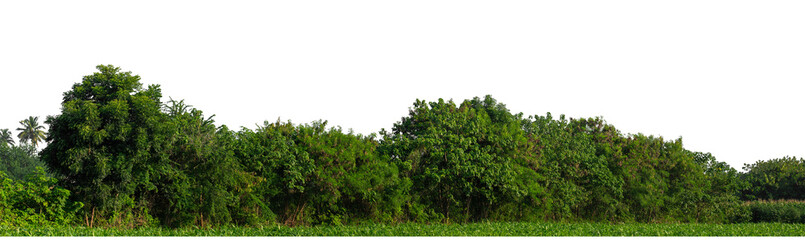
(2, 222), (805, 236)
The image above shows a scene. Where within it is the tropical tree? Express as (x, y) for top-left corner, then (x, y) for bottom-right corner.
(0, 129), (13, 147)
(16, 116), (47, 148)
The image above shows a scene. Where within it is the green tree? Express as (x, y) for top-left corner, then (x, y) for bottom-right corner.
(741, 156), (805, 200)
(41, 65), (257, 227)
(153, 98), (255, 227)
(565, 117), (632, 221)
(0, 129), (14, 147)
(522, 114), (624, 221)
(380, 96), (543, 222)
(40, 65), (168, 226)
(0, 168), (82, 226)
(0, 144), (46, 181)
(686, 151), (747, 223)
(547, 116), (722, 223)
(15, 116), (46, 148)
(237, 120), (405, 225)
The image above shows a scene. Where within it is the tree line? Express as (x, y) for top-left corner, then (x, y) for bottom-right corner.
(1, 65), (804, 227)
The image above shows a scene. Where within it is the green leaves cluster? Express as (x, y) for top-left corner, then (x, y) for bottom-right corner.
(236, 120), (406, 225)
(740, 156), (805, 200)
(41, 65), (166, 226)
(0, 169), (82, 227)
(41, 65), (252, 227)
(524, 115), (623, 221)
(0, 144), (46, 181)
(744, 200), (805, 223)
(153, 99), (254, 227)
(379, 97), (540, 222)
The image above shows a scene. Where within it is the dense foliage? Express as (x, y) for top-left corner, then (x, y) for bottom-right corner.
(236, 120), (406, 225)
(0, 144), (46, 181)
(40, 65), (170, 227)
(744, 200), (805, 223)
(379, 97), (539, 223)
(2, 65), (803, 231)
(40, 66), (255, 228)
(0, 169), (82, 226)
(740, 156), (805, 200)
(153, 99), (255, 227)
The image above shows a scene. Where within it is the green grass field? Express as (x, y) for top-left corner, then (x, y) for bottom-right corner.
(2, 222), (804, 236)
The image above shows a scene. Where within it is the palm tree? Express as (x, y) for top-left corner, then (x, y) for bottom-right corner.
(16, 116), (47, 148)
(0, 128), (13, 147)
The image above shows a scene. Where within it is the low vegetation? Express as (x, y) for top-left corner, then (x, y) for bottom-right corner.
(744, 200), (805, 223)
(1, 222), (804, 236)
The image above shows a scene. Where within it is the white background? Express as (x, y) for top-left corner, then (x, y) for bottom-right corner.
(1, 0), (803, 171)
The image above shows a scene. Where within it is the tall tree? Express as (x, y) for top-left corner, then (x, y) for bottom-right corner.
(41, 65), (169, 226)
(16, 116), (47, 148)
(41, 65), (255, 227)
(0, 128), (14, 147)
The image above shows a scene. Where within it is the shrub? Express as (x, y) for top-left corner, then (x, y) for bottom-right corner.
(741, 157), (805, 200)
(744, 200), (805, 223)
(237, 120), (407, 226)
(379, 96), (542, 223)
(0, 169), (83, 226)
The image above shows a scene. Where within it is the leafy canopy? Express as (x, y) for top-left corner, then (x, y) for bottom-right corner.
(380, 95), (540, 222)
(41, 64), (166, 225)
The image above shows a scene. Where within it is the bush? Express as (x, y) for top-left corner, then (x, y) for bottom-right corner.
(744, 200), (805, 223)
(0, 169), (83, 226)
(380, 96), (541, 223)
(237, 120), (407, 226)
(740, 157), (805, 200)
